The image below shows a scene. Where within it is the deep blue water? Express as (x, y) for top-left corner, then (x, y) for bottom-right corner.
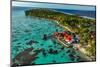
(54, 9), (96, 18)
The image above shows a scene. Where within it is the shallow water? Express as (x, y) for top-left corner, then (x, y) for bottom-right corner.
(12, 7), (82, 65)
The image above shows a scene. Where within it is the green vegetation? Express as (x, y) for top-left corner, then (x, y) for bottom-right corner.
(25, 8), (96, 59)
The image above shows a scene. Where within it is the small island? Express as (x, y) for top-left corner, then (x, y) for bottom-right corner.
(25, 8), (96, 61)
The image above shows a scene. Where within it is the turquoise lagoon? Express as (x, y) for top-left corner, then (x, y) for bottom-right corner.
(12, 7), (82, 65)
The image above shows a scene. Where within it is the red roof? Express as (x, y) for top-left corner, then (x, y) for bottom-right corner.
(64, 34), (72, 42)
(54, 32), (73, 42)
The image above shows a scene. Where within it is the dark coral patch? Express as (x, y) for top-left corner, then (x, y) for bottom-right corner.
(48, 48), (58, 54)
(26, 40), (39, 45)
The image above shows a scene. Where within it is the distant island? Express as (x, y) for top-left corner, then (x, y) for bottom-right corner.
(25, 8), (96, 61)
